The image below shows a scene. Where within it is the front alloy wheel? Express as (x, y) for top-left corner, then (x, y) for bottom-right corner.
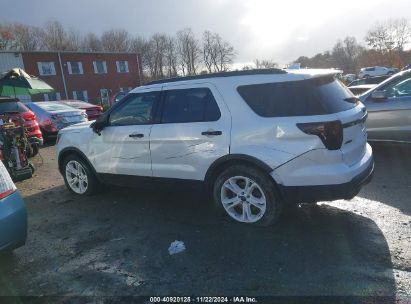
(65, 160), (88, 194)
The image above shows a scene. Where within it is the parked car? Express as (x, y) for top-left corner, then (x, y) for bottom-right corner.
(0, 161), (27, 252)
(401, 64), (411, 71)
(358, 66), (397, 78)
(341, 74), (356, 84)
(0, 97), (43, 155)
(56, 69), (374, 226)
(348, 75), (390, 87)
(58, 100), (103, 120)
(25, 101), (88, 139)
(348, 84), (377, 96)
(359, 69), (411, 143)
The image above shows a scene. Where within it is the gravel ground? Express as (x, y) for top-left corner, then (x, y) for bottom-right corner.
(0, 142), (410, 302)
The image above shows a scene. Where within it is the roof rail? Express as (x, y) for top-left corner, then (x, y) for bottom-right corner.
(146, 68), (287, 85)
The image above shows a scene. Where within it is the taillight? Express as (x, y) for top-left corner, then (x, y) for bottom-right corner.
(0, 163), (17, 199)
(297, 120), (343, 150)
(22, 110), (36, 121)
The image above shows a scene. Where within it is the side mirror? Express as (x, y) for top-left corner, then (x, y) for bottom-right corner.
(91, 115), (109, 135)
(371, 90), (388, 101)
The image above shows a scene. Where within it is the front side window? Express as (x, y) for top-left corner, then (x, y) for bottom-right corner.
(109, 92), (158, 126)
(37, 62), (56, 76)
(161, 88), (221, 123)
(237, 76), (356, 117)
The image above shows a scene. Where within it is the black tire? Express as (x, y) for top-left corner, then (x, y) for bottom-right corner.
(213, 164), (283, 226)
(363, 74), (370, 78)
(31, 144), (39, 157)
(62, 154), (102, 196)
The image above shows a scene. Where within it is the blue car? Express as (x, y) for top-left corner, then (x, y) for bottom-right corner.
(0, 162), (27, 252)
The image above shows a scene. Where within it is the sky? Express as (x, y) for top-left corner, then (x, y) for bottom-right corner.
(1, 0), (411, 67)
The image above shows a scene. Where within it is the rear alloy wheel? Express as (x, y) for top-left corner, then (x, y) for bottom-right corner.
(213, 165), (282, 226)
(63, 155), (101, 195)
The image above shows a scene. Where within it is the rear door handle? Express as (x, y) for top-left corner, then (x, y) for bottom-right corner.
(129, 133), (144, 138)
(201, 130), (222, 136)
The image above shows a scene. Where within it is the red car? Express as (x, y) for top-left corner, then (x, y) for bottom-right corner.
(58, 100), (103, 120)
(0, 97), (43, 156)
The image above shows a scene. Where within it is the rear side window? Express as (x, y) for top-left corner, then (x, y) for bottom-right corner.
(237, 76), (356, 117)
(161, 88), (221, 123)
(0, 101), (29, 113)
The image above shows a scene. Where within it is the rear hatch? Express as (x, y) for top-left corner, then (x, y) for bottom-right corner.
(237, 74), (367, 165)
(335, 106), (368, 166)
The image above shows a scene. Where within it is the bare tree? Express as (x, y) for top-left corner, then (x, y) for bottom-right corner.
(82, 33), (102, 51)
(176, 28), (200, 76)
(8, 23), (43, 51)
(42, 20), (69, 50)
(66, 28), (83, 51)
(390, 18), (411, 51)
(165, 36), (178, 77)
(254, 59), (278, 69)
(332, 36), (364, 73)
(365, 18), (411, 53)
(203, 31), (236, 73)
(101, 29), (130, 52)
(0, 24), (14, 50)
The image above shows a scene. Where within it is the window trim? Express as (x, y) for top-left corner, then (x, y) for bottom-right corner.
(107, 91), (160, 127)
(116, 60), (129, 73)
(72, 90), (88, 101)
(157, 87), (221, 124)
(67, 61), (84, 75)
(93, 60), (107, 74)
(37, 61), (56, 76)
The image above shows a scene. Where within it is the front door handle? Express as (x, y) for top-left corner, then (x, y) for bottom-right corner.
(201, 130), (222, 136)
(129, 133), (144, 138)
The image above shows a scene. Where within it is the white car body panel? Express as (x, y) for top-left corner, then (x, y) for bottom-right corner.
(149, 82), (231, 180)
(57, 69), (373, 192)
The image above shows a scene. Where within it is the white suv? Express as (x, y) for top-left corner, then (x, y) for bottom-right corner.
(56, 69), (374, 226)
(358, 66), (397, 78)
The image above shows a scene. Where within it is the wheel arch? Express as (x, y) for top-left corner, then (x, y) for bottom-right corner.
(205, 154), (275, 187)
(58, 147), (98, 179)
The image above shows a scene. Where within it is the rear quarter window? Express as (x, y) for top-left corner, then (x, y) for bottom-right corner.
(237, 76), (357, 117)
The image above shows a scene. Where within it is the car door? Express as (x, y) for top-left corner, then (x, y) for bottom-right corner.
(91, 90), (160, 176)
(365, 74), (411, 142)
(149, 83), (231, 180)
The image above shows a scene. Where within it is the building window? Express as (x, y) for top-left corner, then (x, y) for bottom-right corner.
(93, 61), (107, 74)
(100, 88), (109, 104)
(67, 61), (83, 75)
(44, 92), (61, 101)
(73, 90), (88, 101)
(116, 61), (129, 73)
(119, 87), (132, 93)
(37, 62), (56, 76)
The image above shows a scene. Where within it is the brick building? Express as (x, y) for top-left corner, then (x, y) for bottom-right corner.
(0, 51), (142, 105)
